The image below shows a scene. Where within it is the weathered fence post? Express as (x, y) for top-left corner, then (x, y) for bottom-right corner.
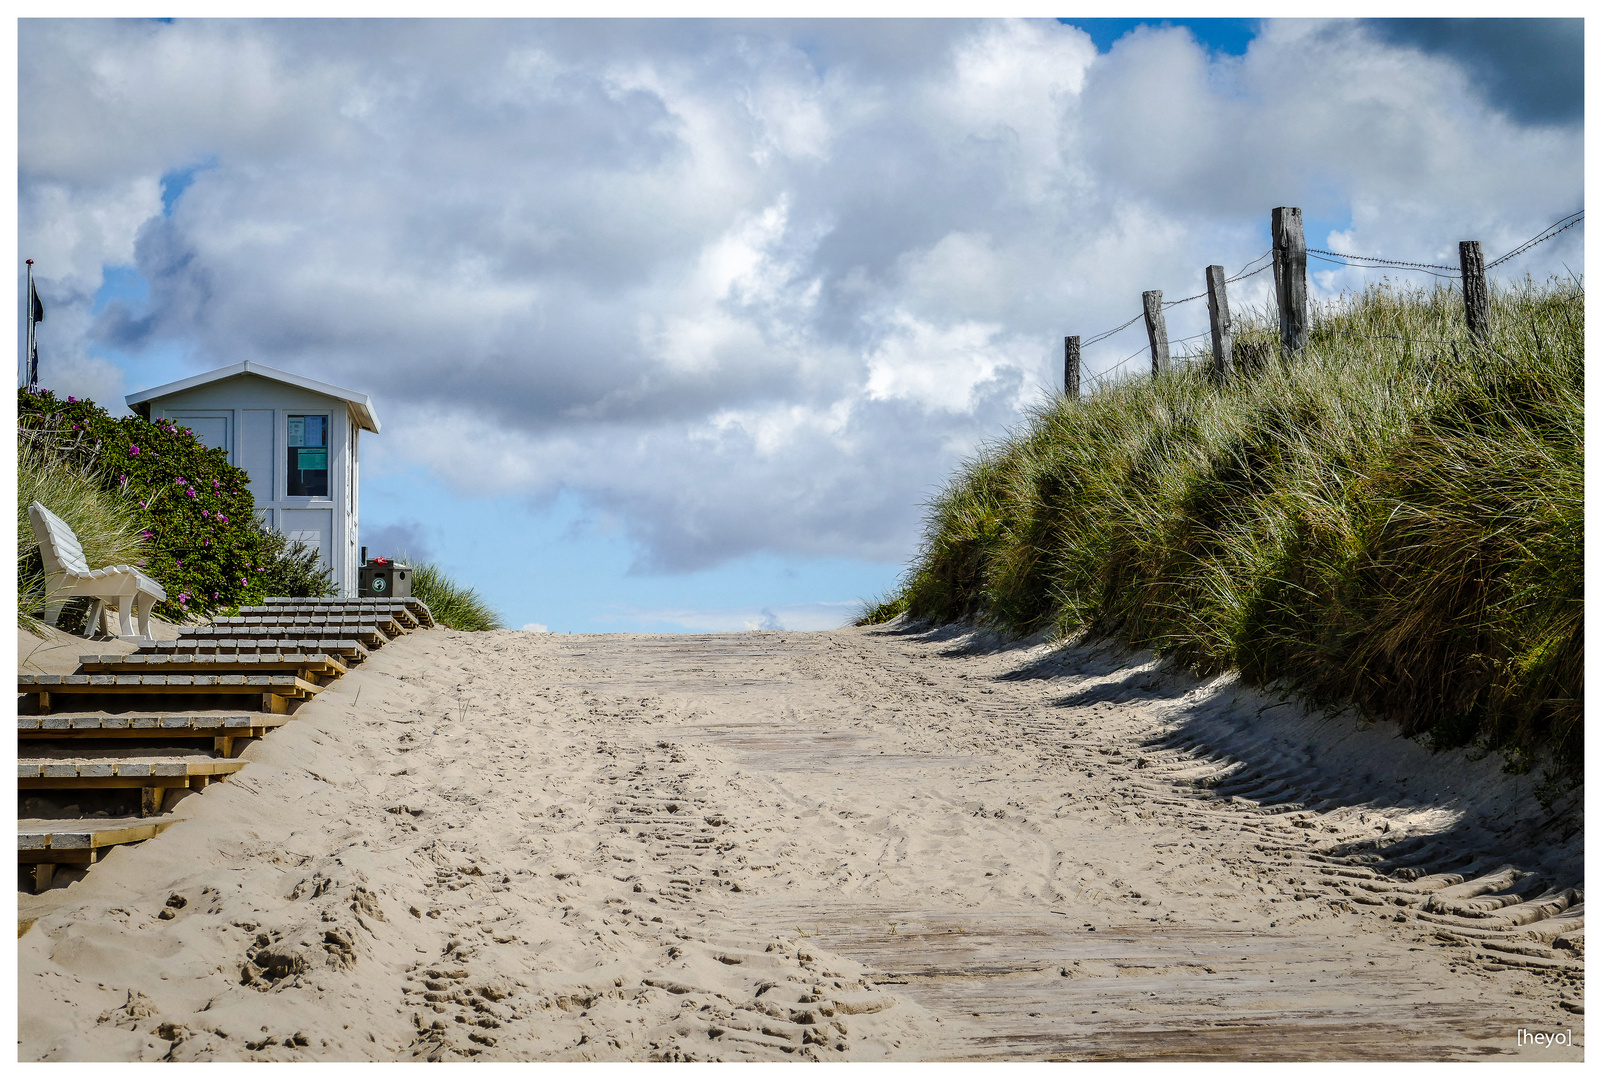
(1142, 290), (1169, 377)
(1064, 335), (1081, 399)
(1272, 206), (1307, 357)
(1459, 240), (1491, 342)
(1206, 264), (1232, 384)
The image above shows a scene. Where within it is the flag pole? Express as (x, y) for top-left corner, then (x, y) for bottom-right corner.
(25, 258), (37, 393)
(24, 259), (35, 391)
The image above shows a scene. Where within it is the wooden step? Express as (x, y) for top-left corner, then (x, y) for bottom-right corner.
(237, 607), (418, 631)
(19, 672), (321, 714)
(19, 817), (179, 891)
(19, 712), (286, 756)
(77, 652), (348, 679)
(20, 752), (247, 817)
(19, 755), (247, 785)
(261, 593), (432, 619)
(144, 638), (372, 660)
(210, 614), (405, 637)
(249, 597), (433, 628)
(184, 624), (391, 647)
(185, 620), (387, 631)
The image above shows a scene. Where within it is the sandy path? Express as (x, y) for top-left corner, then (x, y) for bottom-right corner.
(17, 623), (1583, 1061)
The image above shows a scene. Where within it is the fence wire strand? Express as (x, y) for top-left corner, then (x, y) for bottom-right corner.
(1306, 248), (1458, 273)
(1308, 250), (1461, 279)
(1487, 210), (1585, 269)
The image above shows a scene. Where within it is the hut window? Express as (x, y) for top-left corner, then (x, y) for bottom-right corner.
(287, 414), (329, 497)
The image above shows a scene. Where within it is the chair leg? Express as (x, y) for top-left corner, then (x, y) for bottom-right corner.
(137, 594), (154, 639)
(82, 598), (106, 638)
(42, 600), (66, 627)
(117, 596), (135, 638)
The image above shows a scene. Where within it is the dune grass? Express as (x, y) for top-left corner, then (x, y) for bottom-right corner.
(407, 559), (505, 632)
(17, 438), (147, 631)
(866, 278), (1583, 780)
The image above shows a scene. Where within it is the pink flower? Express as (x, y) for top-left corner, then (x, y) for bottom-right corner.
(213, 479), (220, 488)
(241, 577), (248, 586)
(129, 445), (140, 455)
(187, 487), (196, 498)
(67, 396), (76, 403)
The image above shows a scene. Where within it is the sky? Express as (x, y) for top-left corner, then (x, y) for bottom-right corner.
(16, 17), (1585, 633)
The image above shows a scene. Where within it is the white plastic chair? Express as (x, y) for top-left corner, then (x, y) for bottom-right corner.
(28, 500), (167, 643)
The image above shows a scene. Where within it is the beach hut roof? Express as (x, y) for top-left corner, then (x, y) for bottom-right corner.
(125, 360), (381, 433)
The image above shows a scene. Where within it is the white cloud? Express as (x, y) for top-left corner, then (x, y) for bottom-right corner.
(520, 622), (550, 634)
(864, 312), (1021, 415)
(20, 18), (1583, 577)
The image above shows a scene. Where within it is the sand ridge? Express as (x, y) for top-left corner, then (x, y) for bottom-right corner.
(16, 622), (1584, 1060)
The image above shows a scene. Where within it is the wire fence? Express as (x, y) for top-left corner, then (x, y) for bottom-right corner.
(1076, 209), (1583, 392)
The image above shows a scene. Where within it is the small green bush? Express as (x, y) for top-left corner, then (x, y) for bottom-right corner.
(875, 278), (1583, 777)
(407, 559), (503, 631)
(18, 388), (334, 619)
(17, 439), (147, 631)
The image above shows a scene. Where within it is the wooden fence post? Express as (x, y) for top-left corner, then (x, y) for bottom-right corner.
(1206, 264), (1232, 384)
(1459, 240), (1491, 342)
(1064, 335), (1081, 399)
(1142, 290), (1169, 377)
(1272, 206), (1307, 357)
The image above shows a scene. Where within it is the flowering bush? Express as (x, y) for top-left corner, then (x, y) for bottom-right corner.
(18, 387), (334, 620)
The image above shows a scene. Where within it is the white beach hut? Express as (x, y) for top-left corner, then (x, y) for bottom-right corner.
(125, 360), (380, 597)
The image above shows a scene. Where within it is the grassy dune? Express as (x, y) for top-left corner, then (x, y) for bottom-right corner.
(863, 279), (1583, 779)
(17, 440), (147, 631)
(408, 559), (505, 632)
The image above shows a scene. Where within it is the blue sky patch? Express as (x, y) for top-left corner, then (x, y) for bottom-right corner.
(91, 264), (150, 317)
(1066, 18), (1258, 57)
(160, 157), (217, 216)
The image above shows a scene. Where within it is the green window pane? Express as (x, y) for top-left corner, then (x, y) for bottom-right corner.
(287, 415), (330, 497)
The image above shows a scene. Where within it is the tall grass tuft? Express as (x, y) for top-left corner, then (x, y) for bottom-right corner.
(853, 590), (909, 626)
(874, 278), (1582, 777)
(17, 439), (147, 631)
(407, 559), (505, 632)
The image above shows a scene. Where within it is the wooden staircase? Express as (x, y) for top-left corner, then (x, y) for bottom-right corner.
(17, 596), (433, 892)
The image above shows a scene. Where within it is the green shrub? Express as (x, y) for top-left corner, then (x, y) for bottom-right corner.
(407, 559), (503, 631)
(876, 278), (1583, 776)
(18, 388), (334, 619)
(17, 439), (147, 631)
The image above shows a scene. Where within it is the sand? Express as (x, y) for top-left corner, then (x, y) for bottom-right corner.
(18, 615), (189, 677)
(15, 621), (1584, 1061)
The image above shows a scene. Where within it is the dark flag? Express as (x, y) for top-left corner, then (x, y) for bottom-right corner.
(26, 267), (42, 391)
